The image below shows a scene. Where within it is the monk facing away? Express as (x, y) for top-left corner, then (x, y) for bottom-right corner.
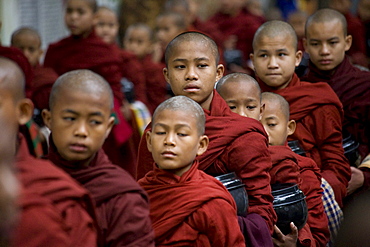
(301, 8), (370, 197)
(42, 70), (154, 246)
(137, 32), (277, 242)
(250, 20), (351, 208)
(217, 73), (330, 246)
(138, 95), (245, 246)
(0, 57), (98, 246)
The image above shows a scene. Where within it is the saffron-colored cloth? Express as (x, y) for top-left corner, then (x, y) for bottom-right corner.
(11, 135), (97, 247)
(138, 160), (245, 247)
(137, 90), (276, 233)
(47, 137), (154, 247)
(258, 73), (350, 208)
(302, 56), (370, 159)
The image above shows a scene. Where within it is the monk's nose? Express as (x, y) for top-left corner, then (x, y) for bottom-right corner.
(320, 44), (330, 55)
(185, 66), (198, 80)
(164, 134), (175, 146)
(74, 122), (88, 137)
(267, 56), (278, 68)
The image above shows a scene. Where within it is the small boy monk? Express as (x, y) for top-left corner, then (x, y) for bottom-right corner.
(0, 57), (97, 246)
(42, 69), (154, 247)
(217, 73), (330, 246)
(251, 20), (351, 208)
(137, 31), (277, 236)
(302, 8), (370, 196)
(43, 0), (134, 176)
(261, 92), (330, 247)
(138, 95), (245, 246)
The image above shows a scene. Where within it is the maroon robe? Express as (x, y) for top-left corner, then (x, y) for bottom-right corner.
(137, 90), (276, 232)
(259, 73), (351, 207)
(43, 31), (134, 175)
(31, 64), (58, 110)
(138, 160), (245, 247)
(270, 145), (330, 246)
(191, 17), (224, 48)
(47, 138), (154, 247)
(11, 135), (97, 247)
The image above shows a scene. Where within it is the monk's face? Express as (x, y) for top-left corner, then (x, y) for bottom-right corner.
(260, 100), (294, 146)
(43, 88), (114, 167)
(163, 40), (224, 110)
(251, 34), (302, 90)
(218, 80), (263, 120)
(11, 33), (43, 67)
(65, 0), (95, 37)
(146, 109), (208, 177)
(304, 20), (352, 71)
(156, 16), (185, 52)
(124, 28), (152, 59)
(95, 9), (119, 45)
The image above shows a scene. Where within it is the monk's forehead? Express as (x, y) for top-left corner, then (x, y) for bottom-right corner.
(262, 97), (289, 119)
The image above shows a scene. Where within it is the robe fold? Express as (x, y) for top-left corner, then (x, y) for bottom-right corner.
(302, 56), (370, 159)
(270, 145), (330, 246)
(138, 160), (245, 247)
(137, 90), (276, 233)
(258, 73), (350, 207)
(43, 30), (134, 174)
(31, 64), (58, 110)
(12, 135), (97, 247)
(47, 138), (154, 247)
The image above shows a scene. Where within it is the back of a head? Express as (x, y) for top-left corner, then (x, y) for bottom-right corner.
(11, 27), (41, 47)
(0, 57), (26, 102)
(216, 73), (261, 98)
(49, 69), (113, 110)
(261, 92), (290, 120)
(253, 20), (298, 51)
(165, 31), (220, 66)
(305, 8), (347, 37)
(152, 95), (206, 135)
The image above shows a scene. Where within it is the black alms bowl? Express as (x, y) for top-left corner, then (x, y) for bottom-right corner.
(272, 183), (308, 235)
(215, 172), (248, 216)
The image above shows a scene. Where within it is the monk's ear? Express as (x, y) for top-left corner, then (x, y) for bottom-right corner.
(344, 35), (352, 52)
(215, 64), (224, 82)
(104, 116), (115, 139)
(287, 120), (296, 136)
(196, 135), (209, 156)
(249, 53), (255, 64)
(17, 98), (34, 125)
(295, 50), (303, 67)
(259, 103), (265, 121)
(146, 131), (153, 153)
(163, 67), (170, 83)
(42, 109), (52, 129)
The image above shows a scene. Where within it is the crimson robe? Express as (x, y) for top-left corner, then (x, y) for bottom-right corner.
(138, 160), (245, 247)
(43, 31), (134, 174)
(258, 73), (350, 207)
(137, 90), (276, 232)
(270, 145), (330, 246)
(11, 135), (97, 247)
(191, 17), (224, 48)
(31, 64), (58, 110)
(209, 11), (261, 61)
(47, 138), (154, 247)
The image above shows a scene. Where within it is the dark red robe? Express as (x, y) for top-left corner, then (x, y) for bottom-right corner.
(270, 145), (330, 246)
(43, 31), (134, 175)
(31, 64), (58, 110)
(47, 138), (154, 247)
(137, 90), (276, 232)
(11, 135), (97, 247)
(138, 160), (245, 247)
(259, 73), (351, 207)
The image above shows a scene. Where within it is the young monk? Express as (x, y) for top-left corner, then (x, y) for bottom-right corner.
(216, 74), (330, 246)
(138, 95), (245, 246)
(261, 92), (330, 247)
(137, 32), (277, 238)
(42, 69), (154, 246)
(251, 20), (351, 208)
(43, 0), (134, 176)
(0, 57), (97, 246)
(302, 8), (370, 196)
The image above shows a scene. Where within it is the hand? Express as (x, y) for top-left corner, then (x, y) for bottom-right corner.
(347, 167), (365, 195)
(272, 223), (298, 247)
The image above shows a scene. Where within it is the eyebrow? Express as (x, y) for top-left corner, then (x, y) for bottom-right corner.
(226, 98), (257, 103)
(62, 109), (104, 117)
(309, 37), (340, 42)
(154, 123), (192, 129)
(172, 57), (210, 63)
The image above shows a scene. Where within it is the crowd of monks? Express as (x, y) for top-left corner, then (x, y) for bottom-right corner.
(1, 0), (370, 246)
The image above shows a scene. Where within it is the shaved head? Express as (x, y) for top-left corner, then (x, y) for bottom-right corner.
(253, 20), (298, 51)
(49, 69), (113, 110)
(305, 8), (347, 37)
(11, 27), (41, 47)
(165, 31), (220, 66)
(125, 23), (153, 40)
(0, 57), (25, 102)
(152, 95), (206, 135)
(66, 0), (97, 12)
(261, 92), (290, 120)
(216, 73), (261, 100)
